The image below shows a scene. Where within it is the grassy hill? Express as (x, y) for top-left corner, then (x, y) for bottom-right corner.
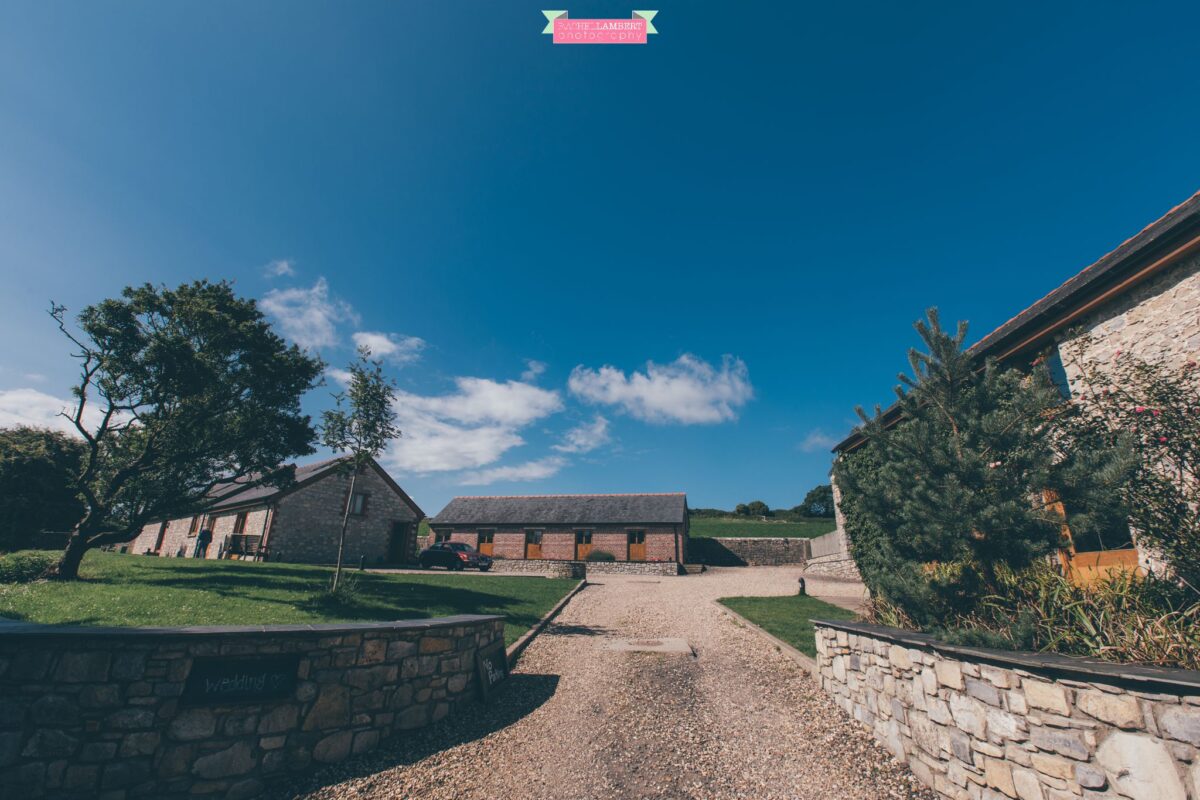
(688, 515), (835, 539)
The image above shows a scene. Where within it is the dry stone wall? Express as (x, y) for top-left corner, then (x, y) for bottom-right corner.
(689, 537), (812, 566)
(0, 615), (503, 799)
(815, 620), (1200, 800)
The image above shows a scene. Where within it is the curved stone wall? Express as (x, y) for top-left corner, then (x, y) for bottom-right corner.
(0, 615), (504, 799)
(814, 619), (1200, 800)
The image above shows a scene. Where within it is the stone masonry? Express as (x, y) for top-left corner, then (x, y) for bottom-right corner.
(0, 615), (503, 799)
(815, 620), (1200, 800)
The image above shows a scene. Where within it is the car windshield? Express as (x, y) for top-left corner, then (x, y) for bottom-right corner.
(448, 543), (471, 551)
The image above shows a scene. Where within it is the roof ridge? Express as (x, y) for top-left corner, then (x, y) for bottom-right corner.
(452, 492), (685, 499)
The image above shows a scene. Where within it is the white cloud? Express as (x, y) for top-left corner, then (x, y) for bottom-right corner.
(521, 359), (547, 382)
(0, 388), (107, 435)
(260, 277), (358, 350)
(263, 259), (296, 278)
(458, 456), (566, 486)
(553, 415), (610, 453)
(325, 368), (354, 387)
(22, 373), (47, 383)
(798, 429), (839, 452)
(382, 378), (563, 473)
(351, 331), (426, 365)
(568, 354), (753, 424)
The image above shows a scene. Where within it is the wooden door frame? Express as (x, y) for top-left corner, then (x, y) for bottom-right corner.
(627, 530), (646, 562)
(525, 529), (543, 560)
(574, 529), (593, 561)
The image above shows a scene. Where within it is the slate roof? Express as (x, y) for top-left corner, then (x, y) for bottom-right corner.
(431, 493), (688, 526)
(206, 456), (347, 511)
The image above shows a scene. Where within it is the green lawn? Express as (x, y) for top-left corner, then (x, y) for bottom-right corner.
(0, 552), (577, 647)
(718, 594), (858, 657)
(689, 515), (835, 539)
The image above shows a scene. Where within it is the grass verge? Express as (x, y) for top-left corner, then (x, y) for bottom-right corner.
(689, 515), (835, 539)
(0, 551), (577, 647)
(718, 594), (857, 657)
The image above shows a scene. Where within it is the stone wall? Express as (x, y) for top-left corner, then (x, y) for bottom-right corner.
(582, 560), (679, 577)
(814, 619), (1200, 800)
(489, 559), (585, 579)
(0, 615), (503, 799)
(688, 537), (812, 566)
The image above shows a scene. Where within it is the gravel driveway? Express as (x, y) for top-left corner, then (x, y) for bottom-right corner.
(285, 567), (933, 800)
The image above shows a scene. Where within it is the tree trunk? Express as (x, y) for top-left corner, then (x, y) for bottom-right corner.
(331, 468), (358, 592)
(51, 531), (92, 580)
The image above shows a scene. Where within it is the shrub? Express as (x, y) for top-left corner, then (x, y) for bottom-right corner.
(0, 550), (58, 583)
(303, 572), (364, 612)
(585, 549), (616, 562)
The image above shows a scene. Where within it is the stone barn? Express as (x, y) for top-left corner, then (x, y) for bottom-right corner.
(128, 456), (425, 565)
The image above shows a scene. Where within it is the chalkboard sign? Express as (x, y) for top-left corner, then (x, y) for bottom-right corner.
(475, 641), (508, 699)
(182, 655), (300, 706)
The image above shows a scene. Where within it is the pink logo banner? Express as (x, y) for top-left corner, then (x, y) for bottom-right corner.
(543, 11), (658, 45)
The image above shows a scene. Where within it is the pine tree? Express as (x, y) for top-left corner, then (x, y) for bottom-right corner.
(834, 309), (1130, 628)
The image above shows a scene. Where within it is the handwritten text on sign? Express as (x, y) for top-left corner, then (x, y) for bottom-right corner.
(182, 655), (300, 705)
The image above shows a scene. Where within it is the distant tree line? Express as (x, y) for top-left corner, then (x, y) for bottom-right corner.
(689, 484), (836, 520)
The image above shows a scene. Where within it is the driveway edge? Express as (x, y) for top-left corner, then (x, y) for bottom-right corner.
(506, 578), (588, 668)
(714, 600), (819, 678)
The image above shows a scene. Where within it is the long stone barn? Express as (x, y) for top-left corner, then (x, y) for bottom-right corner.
(127, 456), (425, 565)
(429, 493), (690, 567)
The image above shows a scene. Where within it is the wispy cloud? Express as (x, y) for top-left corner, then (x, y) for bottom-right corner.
(0, 388), (106, 434)
(458, 456), (566, 486)
(521, 359), (547, 382)
(382, 378), (563, 473)
(798, 429), (839, 452)
(351, 331), (426, 365)
(553, 415), (610, 453)
(263, 259), (296, 278)
(260, 277), (358, 350)
(569, 354), (753, 424)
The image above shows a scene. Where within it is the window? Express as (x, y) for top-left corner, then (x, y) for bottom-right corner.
(524, 529), (543, 545)
(435, 530), (452, 543)
(1045, 349), (1072, 400)
(233, 512), (248, 534)
(188, 516), (201, 537)
(574, 530), (593, 545)
(349, 492), (369, 516)
(478, 530), (495, 545)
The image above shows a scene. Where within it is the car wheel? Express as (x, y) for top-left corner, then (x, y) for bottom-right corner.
(478, 564), (491, 572)
(452, 561), (464, 571)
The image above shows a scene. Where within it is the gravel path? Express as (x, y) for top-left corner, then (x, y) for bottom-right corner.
(285, 567), (933, 800)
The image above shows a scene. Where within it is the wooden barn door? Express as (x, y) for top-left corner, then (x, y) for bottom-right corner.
(627, 531), (646, 561)
(575, 530), (593, 560)
(478, 530), (495, 556)
(525, 530), (543, 559)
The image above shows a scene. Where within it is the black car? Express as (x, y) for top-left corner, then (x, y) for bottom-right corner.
(418, 541), (493, 571)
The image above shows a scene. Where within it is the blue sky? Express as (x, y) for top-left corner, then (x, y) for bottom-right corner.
(2, 2), (1200, 514)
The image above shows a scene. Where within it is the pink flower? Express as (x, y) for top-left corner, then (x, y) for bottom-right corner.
(1135, 406), (1146, 413)
(1152, 409), (1161, 417)
(1159, 436), (1169, 443)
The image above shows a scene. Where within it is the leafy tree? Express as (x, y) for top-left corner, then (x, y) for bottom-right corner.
(745, 500), (771, 517)
(734, 503), (750, 516)
(0, 427), (86, 551)
(321, 348), (401, 591)
(796, 484), (834, 518)
(48, 281), (323, 579)
(834, 309), (1130, 629)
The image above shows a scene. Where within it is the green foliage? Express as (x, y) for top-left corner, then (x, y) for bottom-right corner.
(0, 552), (577, 647)
(1058, 338), (1200, 594)
(321, 348), (401, 589)
(0, 427), (86, 551)
(718, 594), (858, 657)
(744, 500), (771, 517)
(46, 281), (324, 578)
(734, 503), (749, 515)
(794, 484), (834, 518)
(0, 551), (59, 583)
(585, 549), (616, 562)
(835, 309), (1129, 628)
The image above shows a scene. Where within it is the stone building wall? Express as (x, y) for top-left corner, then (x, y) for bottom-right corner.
(689, 537), (812, 567)
(1057, 251), (1200, 381)
(815, 619), (1200, 800)
(269, 466), (420, 565)
(431, 525), (683, 563)
(489, 560), (585, 578)
(0, 615), (504, 799)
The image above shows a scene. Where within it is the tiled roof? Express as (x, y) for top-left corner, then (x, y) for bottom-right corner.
(431, 493), (688, 526)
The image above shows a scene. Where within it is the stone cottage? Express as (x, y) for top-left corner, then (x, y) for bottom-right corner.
(429, 493), (689, 566)
(816, 189), (1200, 577)
(128, 456), (425, 565)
